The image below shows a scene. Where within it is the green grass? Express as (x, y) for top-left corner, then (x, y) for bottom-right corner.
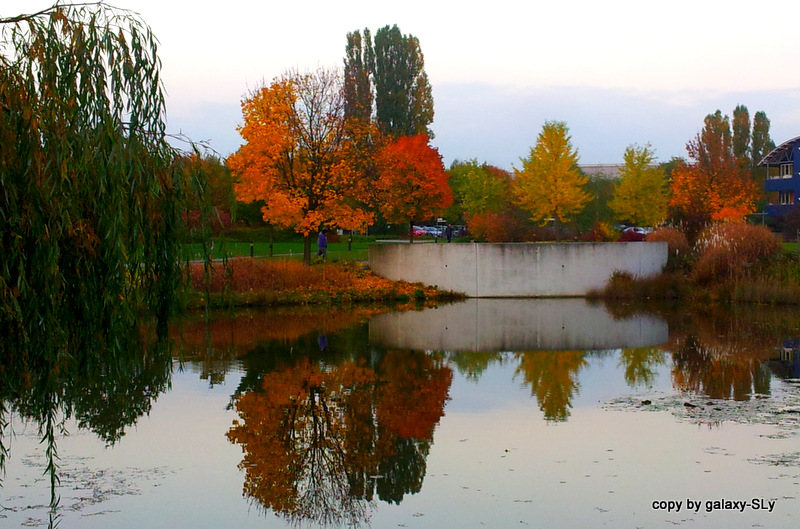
(184, 239), (373, 261)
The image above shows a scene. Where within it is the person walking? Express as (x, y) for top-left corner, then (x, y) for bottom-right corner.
(445, 224), (453, 243)
(316, 228), (328, 259)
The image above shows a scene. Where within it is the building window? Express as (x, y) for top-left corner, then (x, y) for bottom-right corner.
(780, 163), (793, 178)
(779, 191), (794, 205)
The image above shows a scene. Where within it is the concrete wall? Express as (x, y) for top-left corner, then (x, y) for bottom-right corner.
(369, 298), (668, 352)
(368, 241), (667, 297)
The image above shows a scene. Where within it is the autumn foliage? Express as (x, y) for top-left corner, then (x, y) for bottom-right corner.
(691, 223), (780, 284)
(514, 121), (590, 239)
(669, 111), (760, 234)
(226, 350), (451, 523)
(376, 134), (452, 240)
(187, 258), (449, 306)
(227, 70), (373, 263)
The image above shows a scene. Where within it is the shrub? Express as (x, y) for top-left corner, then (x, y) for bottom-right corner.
(647, 227), (691, 271)
(580, 221), (616, 242)
(186, 258), (453, 306)
(692, 223), (780, 284)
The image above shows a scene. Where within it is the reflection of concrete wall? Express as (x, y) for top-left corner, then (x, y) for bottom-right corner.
(368, 242), (667, 297)
(369, 299), (668, 352)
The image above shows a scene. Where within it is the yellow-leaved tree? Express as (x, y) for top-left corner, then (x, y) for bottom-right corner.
(609, 143), (668, 228)
(227, 68), (373, 264)
(514, 121), (590, 240)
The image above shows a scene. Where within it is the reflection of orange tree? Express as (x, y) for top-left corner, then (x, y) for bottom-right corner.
(666, 309), (780, 400)
(172, 306), (385, 387)
(173, 306), (384, 355)
(669, 335), (771, 400)
(226, 350), (452, 526)
(514, 351), (588, 421)
(374, 351), (452, 503)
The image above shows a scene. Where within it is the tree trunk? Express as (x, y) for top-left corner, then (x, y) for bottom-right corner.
(269, 224), (274, 257)
(303, 234), (312, 265)
(554, 216), (561, 242)
(409, 220), (414, 243)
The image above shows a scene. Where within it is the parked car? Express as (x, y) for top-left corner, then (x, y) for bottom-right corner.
(422, 226), (443, 237)
(620, 226), (648, 241)
(412, 226), (427, 236)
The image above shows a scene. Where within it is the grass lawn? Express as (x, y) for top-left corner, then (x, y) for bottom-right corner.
(184, 239), (374, 261)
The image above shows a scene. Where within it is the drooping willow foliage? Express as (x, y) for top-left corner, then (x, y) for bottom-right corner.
(0, 2), (213, 513)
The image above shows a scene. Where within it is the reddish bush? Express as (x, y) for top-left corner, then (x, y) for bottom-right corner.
(692, 223), (780, 284)
(647, 227), (691, 271)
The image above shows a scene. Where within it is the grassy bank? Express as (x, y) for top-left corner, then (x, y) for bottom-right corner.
(185, 258), (464, 309)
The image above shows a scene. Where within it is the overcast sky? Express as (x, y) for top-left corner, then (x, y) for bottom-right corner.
(6, 0), (800, 170)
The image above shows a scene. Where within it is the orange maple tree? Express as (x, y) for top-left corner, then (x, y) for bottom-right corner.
(227, 69), (373, 263)
(375, 134), (452, 242)
(669, 111), (759, 235)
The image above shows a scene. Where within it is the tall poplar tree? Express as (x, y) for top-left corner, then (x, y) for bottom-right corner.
(732, 104), (751, 171)
(343, 29), (374, 125)
(752, 110), (776, 166)
(343, 25), (434, 139)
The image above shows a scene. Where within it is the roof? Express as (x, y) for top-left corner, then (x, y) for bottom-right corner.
(578, 164), (623, 178)
(758, 136), (800, 166)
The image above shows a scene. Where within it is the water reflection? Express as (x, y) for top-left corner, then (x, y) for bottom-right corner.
(225, 335), (451, 526)
(3, 300), (800, 528)
(369, 298), (668, 351)
(0, 325), (172, 526)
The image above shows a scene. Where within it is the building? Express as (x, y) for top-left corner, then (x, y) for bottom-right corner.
(578, 164), (623, 178)
(760, 136), (800, 217)
(578, 163), (660, 179)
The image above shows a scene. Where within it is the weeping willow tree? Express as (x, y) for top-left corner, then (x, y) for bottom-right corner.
(0, 2), (212, 519)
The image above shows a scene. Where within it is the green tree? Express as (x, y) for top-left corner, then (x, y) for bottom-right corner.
(732, 104), (751, 170)
(1, 2), (204, 356)
(513, 121), (590, 240)
(344, 29), (374, 125)
(574, 171), (616, 233)
(448, 159), (509, 218)
(347, 25), (434, 138)
(751, 110), (776, 166)
(609, 144), (668, 227)
(447, 159), (531, 241)
(751, 110), (776, 197)
(1, 1), (209, 511)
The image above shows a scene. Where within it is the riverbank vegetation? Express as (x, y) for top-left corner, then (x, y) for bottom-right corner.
(593, 223), (800, 304)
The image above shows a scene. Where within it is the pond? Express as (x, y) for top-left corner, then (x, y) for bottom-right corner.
(1, 299), (799, 528)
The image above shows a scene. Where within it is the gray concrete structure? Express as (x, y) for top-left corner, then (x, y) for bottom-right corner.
(369, 298), (668, 351)
(368, 242), (667, 298)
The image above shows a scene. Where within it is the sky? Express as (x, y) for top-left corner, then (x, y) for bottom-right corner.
(6, 0), (800, 170)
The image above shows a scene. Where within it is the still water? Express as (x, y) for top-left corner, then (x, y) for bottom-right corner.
(2, 299), (799, 528)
